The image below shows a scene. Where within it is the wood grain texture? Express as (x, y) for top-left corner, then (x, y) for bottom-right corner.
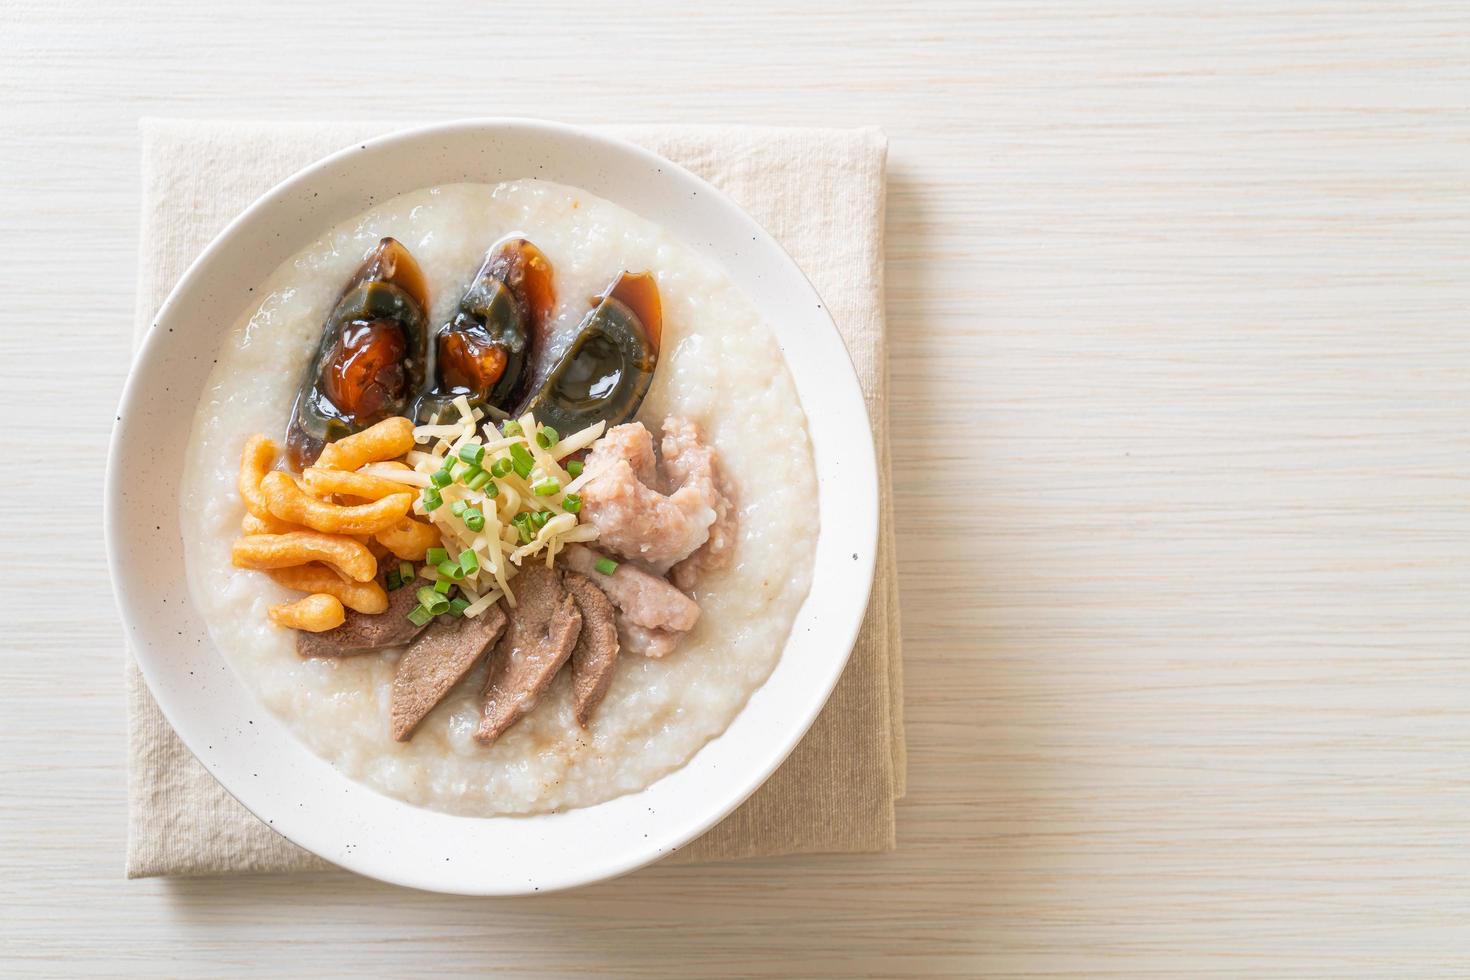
(2, 0), (1468, 975)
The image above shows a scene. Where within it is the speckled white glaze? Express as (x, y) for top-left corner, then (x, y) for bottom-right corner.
(109, 120), (876, 893)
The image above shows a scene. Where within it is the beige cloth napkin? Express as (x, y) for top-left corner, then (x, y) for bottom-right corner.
(126, 119), (904, 878)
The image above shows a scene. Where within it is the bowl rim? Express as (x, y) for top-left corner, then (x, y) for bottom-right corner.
(106, 118), (878, 893)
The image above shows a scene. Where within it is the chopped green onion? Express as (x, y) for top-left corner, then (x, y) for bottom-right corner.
(421, 487), (443, 511)
(437, 559), (466, 581)
(407, 605), (434, 627)
(536, 425), (559, 449)
(459, 549), (479, 575)
(500, 420), (522, 437)
(512, 513), (534, 544)
(385, 570), (403, 591)
(458, 443), (486, 466)
(426, 547), (449, 566)
(463, 508), (485, 532)
(482, 480), (500, 499)
(530, 509), (550, 528)
(562, 493), (582, 514)
(433, 577), (453, 595)
(566, 460), (584, 477)
(465, 469), (493, 492)
(531, 476), (561, 496)
(509, 442), (535, 479)
(457, 462), (483, 484)
(450, 499), (468, 517)
(595, 557), (618, 576)
(430, 468), (453, 488)
(448, 597), (470, 618)
(399, 561), (414, 583)
(416, 586), (450, 616)
(490, 458), (514, 478)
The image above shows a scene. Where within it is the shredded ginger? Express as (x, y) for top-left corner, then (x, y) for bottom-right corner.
(408, 401), (604, 610)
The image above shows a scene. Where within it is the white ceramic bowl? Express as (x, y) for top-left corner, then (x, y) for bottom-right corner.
(106, 119), (877, 894)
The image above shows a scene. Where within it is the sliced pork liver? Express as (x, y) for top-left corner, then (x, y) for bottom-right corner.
(390, 604), (507, 742)
(475, 564), (582, 744)
(297, 575), (428, 658)
(562, 571), (620, 725)
(563, 545), (700, 632)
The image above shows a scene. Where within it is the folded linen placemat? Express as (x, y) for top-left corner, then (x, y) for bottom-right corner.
(126, 119), (904, 877)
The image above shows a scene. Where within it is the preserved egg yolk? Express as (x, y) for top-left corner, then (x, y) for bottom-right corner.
(323, 319), (408, 421)
(440, 330), (508, 393)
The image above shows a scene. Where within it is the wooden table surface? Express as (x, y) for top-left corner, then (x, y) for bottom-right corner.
(4, 1), (1468, 975)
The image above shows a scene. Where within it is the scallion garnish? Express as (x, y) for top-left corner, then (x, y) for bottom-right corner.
(426, 547), (449, 566)
(459, 549), (479, 575)
(465, 469), (493, 492)
(562, 493), (582, 514)
(490, 458), (514, 478)
(416, 586), (450, 616)
(595, 557), (618, 576)
(566, 460), (584, 477)
(536, 425), (559, 449)
(458, 443), (486, 466)
(530, 509), (550, 528)
(450, 499), (468, 517)
(421, 487), (443, 511)
(407, 605), (434, 627)
(399, 561), (414, 583)
(509, 442), (535, 479)
(437, 559), (466, 581)
(531, 476), (561, 496)
(448, 597), (470, 618)
(463, 508), (485, 532)
(430, 468), (453, 488)
(433, 577), (453, 595)
(483, 480), (500, 500)
(501, 420), (522, 438)
(385, 570), (403, 591)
